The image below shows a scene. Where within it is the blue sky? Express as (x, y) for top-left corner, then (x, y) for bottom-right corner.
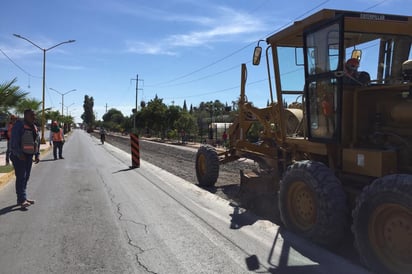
(1, 0), (410, 122)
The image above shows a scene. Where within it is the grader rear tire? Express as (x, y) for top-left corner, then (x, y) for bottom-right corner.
(195, 145), (219, 187)
(279, 160), (348, 246)
(352, 174), (412, 274)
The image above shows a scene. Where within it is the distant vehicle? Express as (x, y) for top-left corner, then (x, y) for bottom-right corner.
(0, 127), (7, 141)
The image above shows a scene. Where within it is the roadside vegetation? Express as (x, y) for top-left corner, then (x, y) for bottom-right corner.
(0, 78), (75, 132)
(82, 94), (240, 143)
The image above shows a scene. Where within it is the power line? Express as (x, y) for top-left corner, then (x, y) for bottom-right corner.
(0, 48), (41, 79)
(362, 0), (388, 12)
(147, 63), (245, 88)
(151, 0), (332, 88)
(162, 76), (269, 101)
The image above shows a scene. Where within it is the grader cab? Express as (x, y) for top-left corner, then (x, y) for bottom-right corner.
(195, 9), (412, 274)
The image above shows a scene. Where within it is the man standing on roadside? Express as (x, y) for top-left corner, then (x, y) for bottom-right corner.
(10, 109), (40, 209)
(49, 121), (65, 160)
(5, 114), (17, 165)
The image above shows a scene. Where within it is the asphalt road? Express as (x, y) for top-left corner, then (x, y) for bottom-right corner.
(0, 129), (369, 273)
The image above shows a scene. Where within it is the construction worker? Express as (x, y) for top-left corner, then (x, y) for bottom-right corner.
(10, 109), (40, 209)
(344, 58), (370, 85)
(5, 114), (17, 165)
(49, 121), (65, 160)
(222, 131), (228, 147)
(321, 94), (335, 133)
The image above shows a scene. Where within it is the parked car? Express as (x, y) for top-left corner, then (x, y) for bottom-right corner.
(0, 127), (7, 141)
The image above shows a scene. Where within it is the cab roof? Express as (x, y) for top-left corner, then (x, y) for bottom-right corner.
(266, 9), (412, 47)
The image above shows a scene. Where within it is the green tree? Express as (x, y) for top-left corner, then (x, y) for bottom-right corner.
(15, 97), (43, 125)
(175, 111), (197, 137)
(140, 95), (167, 137)
(15, 97), (42, 114)
(102, 108), (125, 132)
(0, 78), (28, 113)
(81, 95), (95, 131)
(46, 110), (62, 124)
(166, 105), (182, 129)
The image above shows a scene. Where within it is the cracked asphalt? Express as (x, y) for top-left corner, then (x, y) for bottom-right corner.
(0, 129), (369, 274)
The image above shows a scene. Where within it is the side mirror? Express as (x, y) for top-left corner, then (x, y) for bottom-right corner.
(351, 49), (362, 62)
(253, 46), (262, 66)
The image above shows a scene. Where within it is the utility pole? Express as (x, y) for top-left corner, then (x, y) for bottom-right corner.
(131, 74), (143, 130)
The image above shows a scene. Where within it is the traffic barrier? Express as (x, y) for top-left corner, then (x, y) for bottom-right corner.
(130, 133), (140, 168)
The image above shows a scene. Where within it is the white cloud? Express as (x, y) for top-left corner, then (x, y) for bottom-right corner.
(126, 5), (267, 55)
(125, 41), (177, 56)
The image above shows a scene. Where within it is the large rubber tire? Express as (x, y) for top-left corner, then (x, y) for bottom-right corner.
(352, 174), (412, 274)
(279, 160), (348, 246)
(195, 145), (219, 187)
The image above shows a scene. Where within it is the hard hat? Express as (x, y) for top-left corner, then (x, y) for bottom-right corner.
(346, 58), (359, 71)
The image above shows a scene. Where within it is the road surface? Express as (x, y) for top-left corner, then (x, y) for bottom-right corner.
(0, 129), (369, 273)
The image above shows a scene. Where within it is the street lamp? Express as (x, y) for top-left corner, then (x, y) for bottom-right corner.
(65, 103), (75, 116)
(13, 34), (75, 144)
(50, 88), (76, 117)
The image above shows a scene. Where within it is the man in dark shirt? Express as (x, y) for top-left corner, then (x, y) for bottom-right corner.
(10, 109), (40, 209)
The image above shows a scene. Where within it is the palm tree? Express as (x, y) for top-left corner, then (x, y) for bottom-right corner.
(0, 78), (28, 113)
(46, 110), (63, 124)
(15, 98), (43, 125)
(15, 98), (42, 115)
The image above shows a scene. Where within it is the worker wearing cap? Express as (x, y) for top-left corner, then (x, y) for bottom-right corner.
(49, 121), (65, 160)
(10, 109), (40, 209)
(5, 114), (17, 165)
(344, 58), (370, 85)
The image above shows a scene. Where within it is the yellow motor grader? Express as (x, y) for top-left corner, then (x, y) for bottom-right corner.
(195, 9), (412, 274)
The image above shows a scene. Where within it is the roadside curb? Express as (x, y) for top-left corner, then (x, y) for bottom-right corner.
(0, 170), (15, 190)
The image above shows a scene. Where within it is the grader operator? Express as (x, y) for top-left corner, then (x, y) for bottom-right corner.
(195, 9), (412, 274)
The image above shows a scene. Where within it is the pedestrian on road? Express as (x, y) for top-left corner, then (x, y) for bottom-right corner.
(5, 114), (17, 165)
(99, 127), (106, 144)
(49, 121), (65, 160)
(222, 131), (228, 147)
(10, 109), (40, 209)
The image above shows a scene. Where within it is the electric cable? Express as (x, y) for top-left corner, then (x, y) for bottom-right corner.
(0, 48), (41, 79)
(150, 0), (332, 88)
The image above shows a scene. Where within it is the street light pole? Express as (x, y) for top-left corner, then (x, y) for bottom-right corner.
(13, 34), (75, 144)
(65, 103), (75, 116)
(49, 88), (76, 117)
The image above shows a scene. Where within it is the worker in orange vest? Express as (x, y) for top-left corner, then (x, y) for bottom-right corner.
(49, 121), (65, 160)
(5, 114), (17, 165)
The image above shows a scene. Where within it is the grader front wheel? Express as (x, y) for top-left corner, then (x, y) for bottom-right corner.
(352, 174), (412, 274)
(195, 145), (219, 187)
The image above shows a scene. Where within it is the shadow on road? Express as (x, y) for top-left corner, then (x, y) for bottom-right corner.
(228, 202), (258, 229)
(0, 204), (27, 215)
(246, 227), (367, 274)
(39, 159), (58, 162)
(112, 167), (138, 174)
